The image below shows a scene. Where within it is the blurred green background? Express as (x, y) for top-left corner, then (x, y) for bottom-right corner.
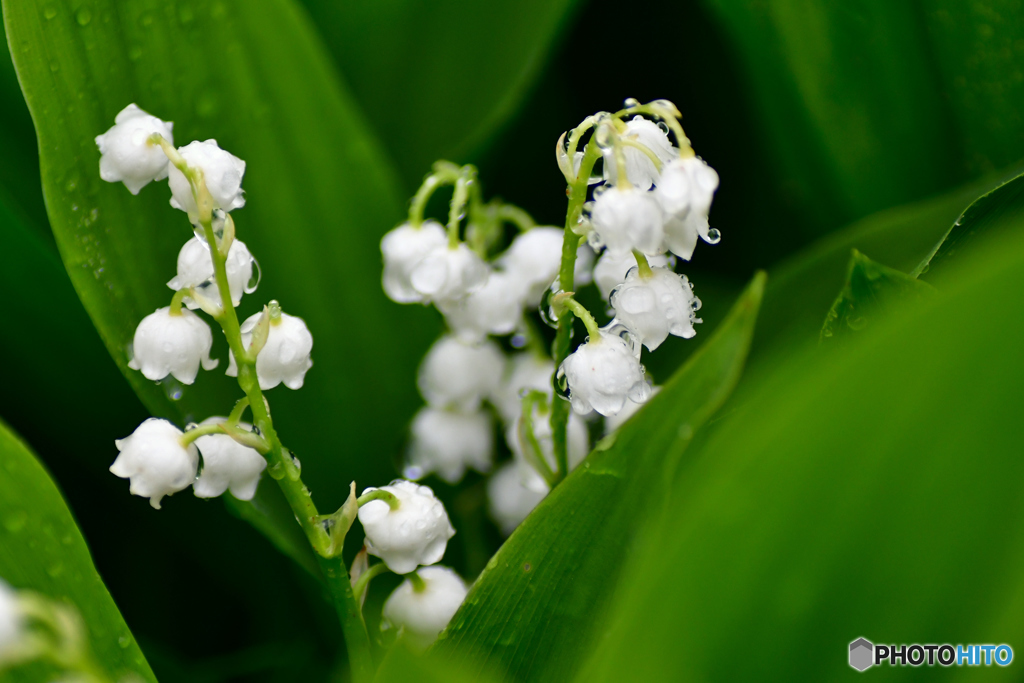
(1, 0), (1023, 681)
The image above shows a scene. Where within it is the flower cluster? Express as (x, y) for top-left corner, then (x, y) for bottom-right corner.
(382, 99), (718, 535)
(97, 105), (467, 650)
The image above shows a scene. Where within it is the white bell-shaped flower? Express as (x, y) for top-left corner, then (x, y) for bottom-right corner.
(506, 402), (590, 483)
(498, 228), (596, 307)
(486, 461), (549, 535)
(604, 386), (661, 433)
(437, 271), (523, 343)
(590, 186), (665, 255)
(168, 139), (246, 217)
(603, 116), (678, 190)
(110, 418), (198, 509)
(558, 329), (650, 416)
(357, 480), (456, 575)
(381, 221), (448, 304)
(493, 353), (555, 423)
(406, 408), (493, 484)
(382, 566), (467, 651)
(0, 578), (23, 658)
(656, 157), (720, 260)
(610, 267), (699, 351)
(166, 236), (254, 309)
(95, 104), (174, 194)
(128, 306), (218, 384)
(593, 250), (673, 300)
(409, 242), (488, 305)
(192, 417), (267, 501)
(227, 311), (313, 390)
(417, 336), (504, 412)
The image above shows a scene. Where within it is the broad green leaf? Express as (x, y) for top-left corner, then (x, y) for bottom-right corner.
(820, 250), (933, 344)
(0, 419), (155, 682)
(3, 0), (439, 558)
(576, 227), (1024, 681)
(915, 171), (1024, 279)
(433, 273), (766, 681)
(752, 165), (1020, 363)
(701, 0), (961, 231)
(374, 646), (505, 683)
(296, 0), (581, 185)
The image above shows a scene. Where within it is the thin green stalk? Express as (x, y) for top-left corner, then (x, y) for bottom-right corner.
(197, 210), (373, 682)
(353, 562), (391, 601)
(550, 138), (603, 483)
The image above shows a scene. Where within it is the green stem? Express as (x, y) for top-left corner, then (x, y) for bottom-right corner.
(408, 571), (427, 593)
(408, 162), (461, 226)
(520, 392), (558, 486)
(447, 174), (470, 248)
(496, 203), (535, 232)
(178, 421), (226, 447)
(632, 250), (653, 279)
(169, 287), (191, 315)
(227, 397), (251, 425)
(353, 562), (391, 601)
(357, 489), (400, 509)
(196, 210), (373, 681)
(562, 297), (601, 339)
(550, 138), (603, 480)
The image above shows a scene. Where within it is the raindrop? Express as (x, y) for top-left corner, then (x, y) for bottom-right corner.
(510, 333), (527, 349)
(704, 228), (722, 244)
(47, 564), (64, 578)
(657, 121), (670, 135)
(76, 8), (92, 25)
(592, 184), (609, 199)
(49, 61), (60, 73)
(118, 635), (131, 649)
(403, 464), (424, 480)
(128, 45), (143, 61)
(244, 257), (261, 293)
(4, 511), (28, 533)
(554, 367), (570, 400)
(538, 281), (561, 329)
(159, 378), (184, 401)
(139, 12), (154, 27)
(267, 461), (285, 480)
(178, 5), (194, 23)
(43, 6), (57, 20)
(623, 97), (640, 108)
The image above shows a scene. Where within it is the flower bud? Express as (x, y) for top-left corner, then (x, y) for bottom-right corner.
(358, 480), (455, 574)
(590, 186), (665, 255)
(95, 104), (174, 194)
(382, 566), (467, 651)
(493, 353), (555, 423)
(168, 140), (246, 217)
(192, 417), (267, 501)
(128, 306), (219, 384)
(111, 418), (198, 509)
(610, 267), (699, 351)
(407, 408), (493, 484)
(487, 461), (549, 535)
(166, 236), (254, 309)
(227, 310), (313, 390)
(417, 336), (504, 412)
(381, 221), (448, 304)
(558, 329), (650, 416)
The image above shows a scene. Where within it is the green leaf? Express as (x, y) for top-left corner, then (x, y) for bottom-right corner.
(915, 171), (1024, 279)
(433, 273), (766, 681)
(296, 0), (581, 185)
(0, 419), (155, 682)
(374, 646), (506, 683)
(3, 0), (440, 559)
(752, 165), (1020, 363)
(820, 250), (933, 344)
(575, 225), (1024, 681)
(701, 0), (962, 230)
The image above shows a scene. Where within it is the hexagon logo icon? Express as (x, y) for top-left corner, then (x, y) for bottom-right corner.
(849, 638), (874, 671)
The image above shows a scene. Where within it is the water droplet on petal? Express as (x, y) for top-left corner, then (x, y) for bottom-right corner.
(244, 257), (261, 293)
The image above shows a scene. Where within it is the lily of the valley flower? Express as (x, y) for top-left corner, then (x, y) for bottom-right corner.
(382, 566), (467, 651)
(486, 461), (549, 536)
(168, 139), (246, 217)
(128, 306), (218, 384)
(558, 328), (650, 416)
(408, 243), (489, 306)
(610, 266), (699, 351)
(381, 221), (449, 304)
(192, 417), (267, 501)
(227, 310), (313, 390)
(111, 418), (198, 509)
(357, 480), (455, 575)
(407, 408), (493, 484)
(417, 336), (504, 412)
(656, 156), (720, 260)
(590, 186), (664, 255)
(593, 249), (673, 300)
(603, 116), (678, 191)
(95, 103), (174, 194)
(0, 578), (23, 659)
(167, 235), (254, 308)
